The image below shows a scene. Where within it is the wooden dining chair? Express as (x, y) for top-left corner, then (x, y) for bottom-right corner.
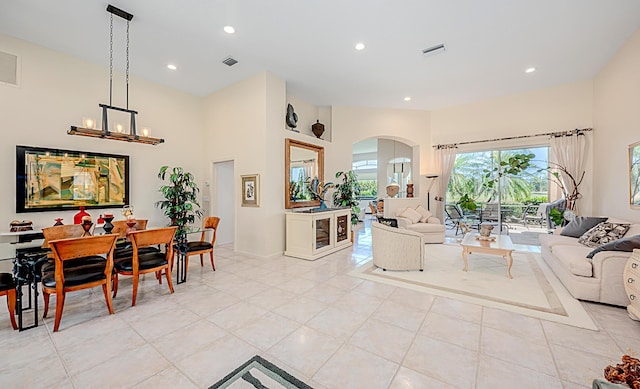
(180, 217), (220, 276)
(42, 234), (118, 332)
(113, 227), (177, 306)
(0, 273), (18, 330)
(41, 225), (105, 275)
(111, 219), (149, 239)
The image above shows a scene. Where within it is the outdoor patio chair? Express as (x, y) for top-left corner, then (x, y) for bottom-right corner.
(445, 204), (478, 235)
(523, 203), (548, 228)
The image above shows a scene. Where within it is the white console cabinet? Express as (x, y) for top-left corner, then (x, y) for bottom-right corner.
(285, 208), (352, 260)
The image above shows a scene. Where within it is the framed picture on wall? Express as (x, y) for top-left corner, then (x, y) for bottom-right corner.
(630, 141), (640, 209)
(241, 174), (260, 207)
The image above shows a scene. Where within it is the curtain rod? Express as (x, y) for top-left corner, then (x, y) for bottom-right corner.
(433, 128), (593, 149)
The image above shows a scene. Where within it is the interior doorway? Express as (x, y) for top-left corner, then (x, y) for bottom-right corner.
(213, 160), (234, 246)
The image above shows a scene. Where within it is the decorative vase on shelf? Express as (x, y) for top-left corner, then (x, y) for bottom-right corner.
(53, 218), (64, 226)
(102, 214), (114, 234)
(312, 120), (325, 139)
(81, 215), (93, 237)
(74, 206), (90, 224)
(319, 199), (327, 209)
(406, 183), (414, 198)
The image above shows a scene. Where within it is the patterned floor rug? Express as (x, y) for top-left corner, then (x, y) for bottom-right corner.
(350, 243), (597, 330)
(210, 355), (313, 389)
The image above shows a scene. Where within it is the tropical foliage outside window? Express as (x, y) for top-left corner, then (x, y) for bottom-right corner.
(447, 147), (549, 208)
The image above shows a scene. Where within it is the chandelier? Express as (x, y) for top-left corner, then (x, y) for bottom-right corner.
(68, 4), (164, 145)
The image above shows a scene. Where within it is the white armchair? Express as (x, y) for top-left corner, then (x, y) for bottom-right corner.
(372, 222), (424, 271)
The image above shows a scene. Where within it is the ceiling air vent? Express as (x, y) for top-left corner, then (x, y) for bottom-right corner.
(422, 43), (446, 56)
(222, 57), (238, 67)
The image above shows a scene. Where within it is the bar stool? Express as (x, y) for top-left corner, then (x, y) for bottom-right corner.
(0, 273), (18, 330)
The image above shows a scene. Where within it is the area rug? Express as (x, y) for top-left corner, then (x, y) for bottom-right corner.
(350, 243), (597, 330)
(210, 355), (313, 389)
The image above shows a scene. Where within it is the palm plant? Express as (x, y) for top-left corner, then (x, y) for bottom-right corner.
(156, 166), (203, 235)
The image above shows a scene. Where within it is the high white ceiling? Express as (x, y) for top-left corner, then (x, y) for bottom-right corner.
(2, 1), (640, 110)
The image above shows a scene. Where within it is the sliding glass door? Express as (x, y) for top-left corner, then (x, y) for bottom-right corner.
(447, 146), (549, 232)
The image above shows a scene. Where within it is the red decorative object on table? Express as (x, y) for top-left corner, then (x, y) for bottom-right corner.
(74, 206), (90, 224)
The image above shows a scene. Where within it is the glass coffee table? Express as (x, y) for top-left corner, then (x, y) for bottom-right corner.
(460, 233), (515, 279)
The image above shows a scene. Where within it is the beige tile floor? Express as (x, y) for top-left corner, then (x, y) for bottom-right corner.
(1, 222), (639, 388)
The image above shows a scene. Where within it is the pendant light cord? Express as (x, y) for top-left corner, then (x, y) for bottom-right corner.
(126, 20), (130, 110)
(109, 13), (113, 106)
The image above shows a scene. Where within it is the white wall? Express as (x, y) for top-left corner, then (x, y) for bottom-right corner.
(0, 34), (204, 229)
(593, 28), (640, 222)
(203, 71), (288, 257)
(329, 107), (431, 199)
(430, 79), (595, 215)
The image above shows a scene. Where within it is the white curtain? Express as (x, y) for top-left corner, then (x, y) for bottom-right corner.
(433, 146), (457, 220)
(550, 133), (586, 212)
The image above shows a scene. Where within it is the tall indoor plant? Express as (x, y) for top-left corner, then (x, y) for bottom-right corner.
(156, 166), (203, 234)
(333, 170), (361, 226)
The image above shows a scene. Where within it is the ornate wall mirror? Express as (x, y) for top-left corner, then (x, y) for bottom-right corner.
(285, 138), (324, 209)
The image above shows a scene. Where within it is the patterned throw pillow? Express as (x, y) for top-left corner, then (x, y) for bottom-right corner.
(578, 222), (631, 248)
(377, 218), (398, 228)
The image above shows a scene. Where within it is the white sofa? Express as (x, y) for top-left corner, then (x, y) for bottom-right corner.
(372, 222), (424, 271)
(539, 217), (640, 307)
(383, 198), (446, 244)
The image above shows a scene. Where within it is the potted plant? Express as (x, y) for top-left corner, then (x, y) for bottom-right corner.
(333, 171), (361, 241)
(457, 193), (478, 212)
(156, 166), (203, 235)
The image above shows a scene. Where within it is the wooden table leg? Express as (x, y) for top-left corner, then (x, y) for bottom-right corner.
(505, 252), (513, 279)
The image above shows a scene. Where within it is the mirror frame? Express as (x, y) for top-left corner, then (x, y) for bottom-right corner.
(285, 138), (324, 209)
(630, 141), (640, 209)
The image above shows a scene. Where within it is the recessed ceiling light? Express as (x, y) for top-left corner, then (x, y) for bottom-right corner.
(223, 25), (235, 34)
(404, 97), (411, 101)
(525, 67), (536, 73)
(167, 64), (177, 70)
(355, 43), (365, 51)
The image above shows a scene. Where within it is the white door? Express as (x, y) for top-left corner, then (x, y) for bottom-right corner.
(214, 160), (234, 245)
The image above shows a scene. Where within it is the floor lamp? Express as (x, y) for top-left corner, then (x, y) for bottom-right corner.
(424, 174), (439, 211)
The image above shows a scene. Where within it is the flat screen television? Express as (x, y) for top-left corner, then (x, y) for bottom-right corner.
(16, 145), (130, 213)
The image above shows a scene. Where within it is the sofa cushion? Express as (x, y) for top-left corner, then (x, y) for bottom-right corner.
(560, 216), (608, 238)
(586, 235), (640, 259)
(578, 222), (631, 248)
(406, 223), (445, 234)
(539, 233), (582, 249)
(395, 207), (408, 218)
(415, 205), (432, 223)
(551, 244), (594, 277)
(399, 207), (422, 224)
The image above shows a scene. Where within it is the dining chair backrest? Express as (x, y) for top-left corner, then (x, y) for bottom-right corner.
(49, 234), (117, 263)
(201, 217), (220, 244)
(42, 225), (84, 249)
(111, 219), (148, 239)
(129, 226), (177, 251)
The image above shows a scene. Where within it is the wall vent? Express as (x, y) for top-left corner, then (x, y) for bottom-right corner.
(0, 51), (18, 86)
(422, 43), (446, 56)
(222, 57), (238, 67)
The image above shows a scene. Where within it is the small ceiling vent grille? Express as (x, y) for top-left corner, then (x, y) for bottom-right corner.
(222, 57), (238, 67)
(422, 43), (446, 56)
